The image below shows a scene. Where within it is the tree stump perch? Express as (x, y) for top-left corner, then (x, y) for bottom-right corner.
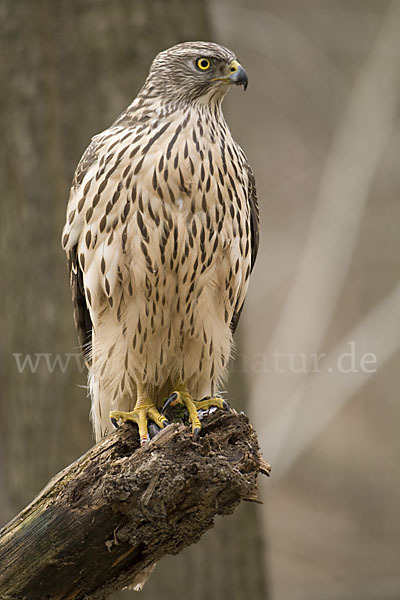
(0, 410), (270, 600)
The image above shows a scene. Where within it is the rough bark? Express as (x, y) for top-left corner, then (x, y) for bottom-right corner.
(0, 1), (270, 598)
(0, 410), (270, 600)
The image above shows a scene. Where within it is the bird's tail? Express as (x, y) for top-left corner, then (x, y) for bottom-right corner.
(88, 372), (116, 442)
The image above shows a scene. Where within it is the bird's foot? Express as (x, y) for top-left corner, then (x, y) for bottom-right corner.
(110, 400), (169, 446)
(162, 389), (228, 435)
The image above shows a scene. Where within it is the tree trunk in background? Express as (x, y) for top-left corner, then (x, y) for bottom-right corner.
(0, 1), (268, 598)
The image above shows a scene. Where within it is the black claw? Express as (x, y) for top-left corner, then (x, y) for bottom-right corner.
(111, 418), (119, 429)
(148, 422), (161, 439)
(162, 392), (178, 414)
(193, 427), (201, 436)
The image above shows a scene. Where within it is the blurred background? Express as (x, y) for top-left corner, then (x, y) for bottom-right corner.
(1, 1), (399, 599)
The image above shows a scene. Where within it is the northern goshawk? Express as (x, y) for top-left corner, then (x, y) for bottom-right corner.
(62, 41), (259, 444)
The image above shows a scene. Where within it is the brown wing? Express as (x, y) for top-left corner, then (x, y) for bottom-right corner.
(68, 244), (93, 367)
(65, 135), (104, 366)
(230, 162), (259, 335)
(71, 136), (100, 189)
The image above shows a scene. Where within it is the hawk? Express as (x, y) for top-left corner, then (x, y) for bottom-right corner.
(62, 41), (259, 444)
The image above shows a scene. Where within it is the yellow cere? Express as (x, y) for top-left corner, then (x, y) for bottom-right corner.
(229, 60), (240, 73)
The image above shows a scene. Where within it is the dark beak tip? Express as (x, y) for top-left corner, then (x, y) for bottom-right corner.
(242, 70), (249, 91)
(230, 65), (248, 91)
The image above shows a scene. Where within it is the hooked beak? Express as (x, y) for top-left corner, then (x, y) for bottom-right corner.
(212, 59), (249, 91)
(228, 59), (248, 90)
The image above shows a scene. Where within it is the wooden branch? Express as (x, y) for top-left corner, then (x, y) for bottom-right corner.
(0, 410), (270, 600)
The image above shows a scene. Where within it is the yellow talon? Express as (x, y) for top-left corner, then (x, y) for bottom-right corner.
(195, 396), (226, 410)
(163, 385), (227, 435)
(110, 390), (169, 445)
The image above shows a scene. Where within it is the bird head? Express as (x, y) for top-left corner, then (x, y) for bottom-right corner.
(143, 41), (248, 105)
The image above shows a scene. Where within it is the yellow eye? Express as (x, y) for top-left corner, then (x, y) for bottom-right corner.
(197, 58), (211, 71)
